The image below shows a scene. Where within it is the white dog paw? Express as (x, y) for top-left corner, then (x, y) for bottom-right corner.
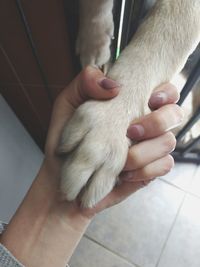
(59, 101), (129, 208)
(76, 15), (114, 68)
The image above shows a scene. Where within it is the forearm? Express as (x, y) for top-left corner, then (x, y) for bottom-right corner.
(0, 162), (91, 267)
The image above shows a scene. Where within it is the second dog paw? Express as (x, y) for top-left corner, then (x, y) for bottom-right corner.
(76, 15), (114, 68)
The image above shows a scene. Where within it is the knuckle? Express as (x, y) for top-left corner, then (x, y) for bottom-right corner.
(141, 168), (149, 179)
(168, 104), (184, 127)
(168, 83), (178, 92)
(128, 148), (142, 169)
(152, 111), (167, 132)
(161, 155), (174, 175)
(163, 132), (177, 152)
(167, 83), (180, 101)
(172, 85), (180, 101)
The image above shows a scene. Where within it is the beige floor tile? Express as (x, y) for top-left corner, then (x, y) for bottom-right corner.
(69, 237), (136, 267)
(86, 180), (184, 267)
(160, 162), (197, 191)
(158, 194), (200, 267)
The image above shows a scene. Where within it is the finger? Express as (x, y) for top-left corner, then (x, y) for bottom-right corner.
(127, 104), (184, 140)
(124, 132), (176, 171)
(83, 155), (174, 214)
(120, 155), (174, 183)
(45, 67), (120, 153)
(149, 83), (180, 110)
(94, 155), (174, 211)
(62, 66), (121, 109)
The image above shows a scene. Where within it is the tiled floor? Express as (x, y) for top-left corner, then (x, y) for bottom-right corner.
(70, 163), (200, 267)
(69, 237), (136, 267)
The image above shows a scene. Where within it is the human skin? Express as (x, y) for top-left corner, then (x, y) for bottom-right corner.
(0, 66), (183, 267)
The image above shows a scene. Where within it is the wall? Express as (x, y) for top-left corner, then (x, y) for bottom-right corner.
(0, 95), (43, 222)
(0, 0), (79, 148)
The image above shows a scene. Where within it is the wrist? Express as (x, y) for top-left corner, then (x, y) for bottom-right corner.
(42, 158), (95, 220)
(1, 161), (92, 267)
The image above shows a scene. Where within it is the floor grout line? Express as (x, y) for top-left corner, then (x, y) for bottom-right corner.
(185, 190), (200, 200)
(159, 164), (200, 196)
(82, 165), (199, 267)
(158, 166), (199, 194)
(155, 164), (200, 267)
(155, 191), (187, 267)
(84, 234), (142, 267)
(158, 177), (188, 192)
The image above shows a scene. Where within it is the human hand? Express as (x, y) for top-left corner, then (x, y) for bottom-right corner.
(86, 84), (183, 214)
(44, 66), (120, 173)
(44, 66), (183, 217)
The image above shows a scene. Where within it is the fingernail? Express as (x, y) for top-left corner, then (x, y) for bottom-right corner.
(149, 91), (168, 107)
(120, 171), (135, 181)
(127, 124), (145, 139)
(98, 78), (122, 90)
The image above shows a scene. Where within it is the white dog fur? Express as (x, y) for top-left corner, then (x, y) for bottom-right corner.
(59, 0), (200, 207)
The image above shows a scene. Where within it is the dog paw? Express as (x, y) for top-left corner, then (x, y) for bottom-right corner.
(76, 14), (114, 68)
(58, 101), (129, 208)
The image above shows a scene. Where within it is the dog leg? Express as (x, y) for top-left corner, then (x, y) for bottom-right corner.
(60, 0), (200, 207)
(76, 0), (114, 68)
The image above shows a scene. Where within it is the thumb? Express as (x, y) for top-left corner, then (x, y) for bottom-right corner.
(64, 66), (121, 109)
(45, 67), (121, 154)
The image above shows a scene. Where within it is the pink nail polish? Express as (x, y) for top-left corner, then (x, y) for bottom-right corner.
(98, 78), (122, 90)
(127, 124), (145, 139)
(149, 91), (168, 108)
